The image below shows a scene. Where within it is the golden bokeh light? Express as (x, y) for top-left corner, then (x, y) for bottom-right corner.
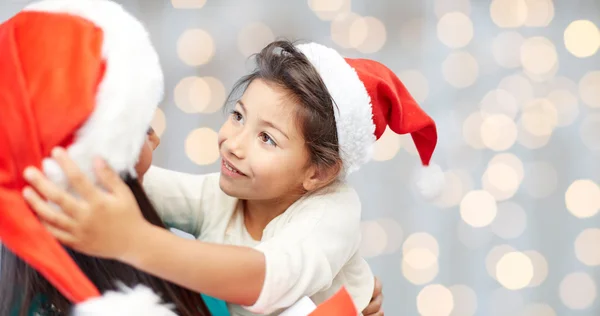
(463, 112), (485, 149)
(331, 12), (362, 49)
(486, 244), (516, 280)
(403, 232), (440, 258)
(489, 153), (525, 182)
(174, 76), (226, 114)
(523, 161), (558, 198)
(520, 303), (556, 316)
(492, 32), (524, 69)
(520, 98), (558, 137)
(498, 74), (534, 105)
(238, 22), (275, 58)
(398, 70), (429, 103)
(308, 0), (350, 21)
(579, 113), (600, 151)
(350, 16), (387, 53)
(523, 250), (549, 287)
(480, 89), (519, 119)
(579, 71), (600, 108)
(434, 170), (473, 209)
(565, 179), (600, 218)
(490, 0), (528, 28)
(372, 127), (401, 161)
(460, 190), (497, 228)
(176, 29), (215, 66)
(404, 247), (437, 270)
(449, 285), (477, 316)
(442, 51), (479, 88)
(151, 108), (167, 138)
(184, 128), (220, 166)
(495, 252), (534, 290)
(437, 12), (473, 48)
(491, 202), (527, 239)
(564, 20), (600, 58)
(401, 258), (439, 285)
(417, 284), (454, 316)
(559, 272), (597, 310)
(434, 0), (471, 18)
(482, 161), (520, 201)
(574, 228), (600, 266)
(523, 0), (554, 27)
(171, 0), (206, 9)
(520, 37), (558, 76)
(359, 220), (387, 258)
(516, 120), (552, 149)
(480, 114), (518, 151)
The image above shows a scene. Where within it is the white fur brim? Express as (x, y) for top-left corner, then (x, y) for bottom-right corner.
(72, 284), (178, 316)
(415, 163), (445, 199)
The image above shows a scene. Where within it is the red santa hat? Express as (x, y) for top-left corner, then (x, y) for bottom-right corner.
(0, 0), (174, 314)
(296, 43), (444, 199)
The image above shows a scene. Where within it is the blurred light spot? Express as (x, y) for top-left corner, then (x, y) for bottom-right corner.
(498, 74), (534, 104)
(482, 162), (520, 201)
(492, 32), (524, 68)
(185, 128), (220, 165)
(489, 288), (524, 316)
(524, 0), (554, 27)
(457, 221), (493, 249)
(308, 0), (349, 21)
(524, 62), (559, 83)
(151, 108), (166, 138)
(490, 0), (528, 28)
(520, 303), (556, 316)
(486, 244), (516, 280)
(403, 232), (439, 257)
(177, 29), (214, 66)
(404, 248), (437, 270)
(579, 71), (600, 108)
(523, 161), (557, 198)
(331, 12), (362, 49)
(520, 37), (558, 76)
(546, 89), (579, 127)
(372, 127), (400, 161)
(238, 22), (275, 58)
(398, 70), (429, 103)
(491, 202), (527, 239)
(559, 272), (597, 310)
(520, 98), (558, 137)
(463, 112), (485, 149)
(460, 190), (497, 228)
(449, 284), (477, 316)
(580, 113), (600, 151)
(480, 89), (519, 119)
(442, 51), (479, 88)
(417, 284), (454, 316)
(434, 0), (471, 18)
(196, 77), (226, 113)
(489, 153), (525, 183)
(174, 77), (203, 113)
(496, 252), (534, 290)
(480, 114), (518, 151)
(171, 0), (206, 9)
(564, 20), (600, 58)
(350, 16), (387, 54)
(575, 228), (600, 266)
(377, 218), (404, 255)
(524, 250), (549, 287)
(566, 179), (600, 218)
(434, 170), (472, 209)
(437, 12), (473, 48)
(401, 258), (439, 285)
(516, 120), (552, 149)
(358, 220), (387, 258)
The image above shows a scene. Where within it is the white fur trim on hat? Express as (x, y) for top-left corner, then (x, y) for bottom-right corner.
(72, 284), (177, 316)
(24, 0), (163, 187)
(296, 43), (376, 176)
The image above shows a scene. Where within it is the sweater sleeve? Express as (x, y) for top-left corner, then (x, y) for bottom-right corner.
(243, 184), (363, 314)
(142, 166), (212, 237)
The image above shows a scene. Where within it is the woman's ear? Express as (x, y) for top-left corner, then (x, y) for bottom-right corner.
(302, 162), (341, 192)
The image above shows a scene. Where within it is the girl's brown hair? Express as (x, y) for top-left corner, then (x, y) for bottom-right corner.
(0, 177), (211, 316)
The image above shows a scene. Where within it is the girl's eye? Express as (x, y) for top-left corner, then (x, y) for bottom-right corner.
(259, 132), (277, 147)
(230, 110), (244, 123)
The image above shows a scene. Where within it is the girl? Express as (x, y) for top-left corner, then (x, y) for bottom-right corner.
(24, 40), (440, 315)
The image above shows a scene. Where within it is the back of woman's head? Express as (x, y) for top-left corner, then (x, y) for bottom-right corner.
(228, 40), (343, 184)
(0, 177), (210, 316)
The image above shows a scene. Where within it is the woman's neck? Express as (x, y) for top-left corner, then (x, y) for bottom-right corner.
(242, 196), (300, 241)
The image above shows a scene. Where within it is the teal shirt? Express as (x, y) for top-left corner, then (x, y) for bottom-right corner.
(11, 293), (229, 316)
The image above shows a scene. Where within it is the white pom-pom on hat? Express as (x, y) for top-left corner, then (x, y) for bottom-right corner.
(415, 163), (445, 199)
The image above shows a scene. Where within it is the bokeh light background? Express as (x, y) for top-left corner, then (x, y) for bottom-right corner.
(2, 0), (600, 315)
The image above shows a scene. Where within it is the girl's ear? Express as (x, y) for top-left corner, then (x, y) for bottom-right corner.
(302, 161), (342, 192)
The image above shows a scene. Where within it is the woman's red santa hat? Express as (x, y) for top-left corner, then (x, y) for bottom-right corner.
(0, 0), (173, 314)
(296, 43), (444, 199)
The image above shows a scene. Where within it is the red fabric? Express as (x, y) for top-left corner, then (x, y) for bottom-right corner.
(309, 287), (357, 316)
(0, 11), (104, 303)
(345, 58), (438, 166)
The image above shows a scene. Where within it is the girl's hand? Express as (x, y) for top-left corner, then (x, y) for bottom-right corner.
(22, 147), (149, 260)
(362, 276), (384, 316)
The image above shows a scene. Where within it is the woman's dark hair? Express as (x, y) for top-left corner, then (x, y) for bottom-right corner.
(0, 177), (210, 316)
(227, 40), (343, 179)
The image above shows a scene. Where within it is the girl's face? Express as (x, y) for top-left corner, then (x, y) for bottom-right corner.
(217, 79), (315, 202)
(135, 127), (160, 181)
